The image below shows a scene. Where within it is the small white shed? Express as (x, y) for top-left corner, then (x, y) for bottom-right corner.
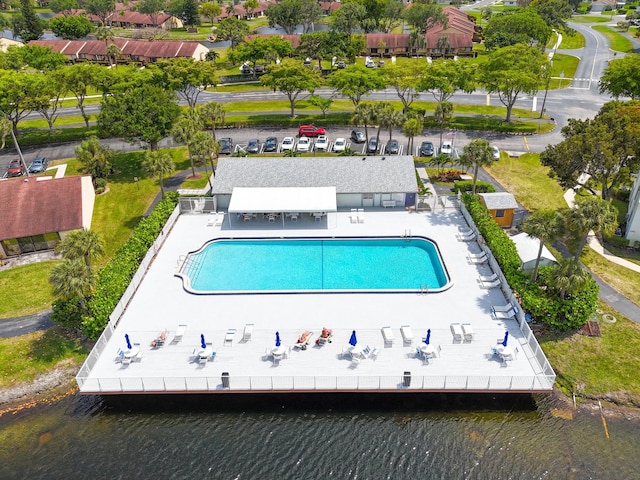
(511, 232), (558, 273)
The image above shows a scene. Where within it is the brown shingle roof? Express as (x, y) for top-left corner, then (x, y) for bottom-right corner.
(0, 176), (88, 240)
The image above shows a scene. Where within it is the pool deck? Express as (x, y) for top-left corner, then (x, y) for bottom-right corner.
(77, 208), (555, 394)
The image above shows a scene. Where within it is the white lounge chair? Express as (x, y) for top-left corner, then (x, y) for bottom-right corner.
(480, 278), (502, 289)
(214, 213), (224, 227)
(461, 323), (474, 342)
(206, 213), (217, 227)
(478, 272), (498, 283)
(173, 324), (187, 344)
(450, 323), (463, 342)
(492, 304), (518, 319)
(457, 230), (476, 241)
(467, 252), (488, 264)
(243, 323), (254, 342)
(224, 329), (236, 347)
(400, 325), (414, 346)
(381, 326), (395, 346)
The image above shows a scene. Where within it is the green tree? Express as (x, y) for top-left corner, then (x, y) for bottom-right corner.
(50, 14), (94, 39)
(540, 101), (640, 200)
(235, 36), (293, 74)
(200, 1), (221, 25)
(266, 0), (302, 34)
(49, 259), (95, 312)
(59, 63), (103, 129)
(297, 31), (347, 70)
(86, 0), (116, 26)
(33, 71), (66, 133)
(260, 60), (323, 117)
(106, 44), (122, 66)
(143, 149), (175, 197)
(13, 0), (44, 42)
(345, 34), (366, 64)
(483, 9), (551, 50)
(75, 135), (114, 180)
(330, 1), (366, 34)
(459, 139), (495, 195)
(402, 115), (423, 153)
(49, 0), (78, 15)
(309, 94), (332, 117)
(599, 55), (640, 100)
(138, 0), (167, 28)
(479, 44), (547, 122)
(565, 196), (618, 259)
(351, 102), (378, 146)
(328, 63), (385, 107)
(6, 44), (66, 70)
(172, 109), (203, 177)
(403, 3), (447, 34)
(530, 0), (573, 29)
(95, 25), (115, 47)
(182, 0), (200, 26)
(244, 0), (258, 17)
(382, 62), (423, 114)
(379, 0), (404, 34)
(189, 130), (217, 187)
(0, 116), (11, 149)
(377, 101), (403, 142)
(154, 57), (218, 109)
(56, 229), (105, 268)
(98, 84), (180, 151)
(215, 17), (249, 49)
(434, 101), (453, 147)
(550, 258), (592, 301)
(521, 210), (564, 282)
(198, 101), (226, 140)
(299, 0), (323, 33)
(0, 71), (43, 134)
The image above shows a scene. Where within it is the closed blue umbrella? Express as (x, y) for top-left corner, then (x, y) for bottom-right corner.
(125, 334), (131, 350)
(425, 329), (431, 345)
(275, 331), (281, 347)
(502, 331), (509, 347)
(201, 334), (206, 349)
(349, 330), (357, 347)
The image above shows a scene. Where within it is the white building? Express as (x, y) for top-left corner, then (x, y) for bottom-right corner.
(511, 232), (558, 273)
(625, 173), (640, 244)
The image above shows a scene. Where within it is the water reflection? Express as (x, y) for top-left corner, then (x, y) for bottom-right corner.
(0, 393), (638, 479)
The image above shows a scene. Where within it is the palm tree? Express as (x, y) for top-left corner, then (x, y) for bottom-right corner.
(75, 135), (113, 180)
(172, 110), (203, 177)
(56, 229), (105, 268)
(402, 117), (423, 154)
(434, 101), (453, 147)
(106, 44), (121, 67)
(143, 149), (175, 197)
(49, 258), (95, 311)
(198, 102), (226, 140)
(551, 258), (591, 300)
(459, 139), (495, 195)
(95, 26), (115, 48)
(521, 210), (564, 282)
(565, 196), (618, 259)
(189, 131), (217, 189)
(351, 102), (378, 146)
(377, 102), (404, 143)
(436, 35), (451, 56)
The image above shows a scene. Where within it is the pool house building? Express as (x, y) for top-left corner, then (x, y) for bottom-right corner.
(76, 156), (555, 396)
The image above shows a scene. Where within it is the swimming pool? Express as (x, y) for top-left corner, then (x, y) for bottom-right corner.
(178, 237), (451, 294)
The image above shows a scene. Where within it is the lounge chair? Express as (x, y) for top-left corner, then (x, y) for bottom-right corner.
(206, 213), (217, 227)
(400, 325), (414, 346)
(381, 326), (395, 346)
(243, 323), (254, 342)
(172, 324), (187, 344)
(450, 323), (463, 342)
(461, 323), (474, 342)
(370, 347), (380, 360)
(457, 230), (476, 242)
(491, 303), (517, 319)
(224, 329), (236, 347)
(478, 272), (498, 283)
(480, 278), (502, 289)
(214, 213), (224, 227)
(467, 252), (488, 264)
(357, 209), (365, 224)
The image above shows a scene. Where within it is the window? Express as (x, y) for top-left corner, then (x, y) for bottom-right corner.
(495, 209), (505, 218)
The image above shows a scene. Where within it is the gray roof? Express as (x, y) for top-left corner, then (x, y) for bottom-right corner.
(211, 156), (418, 194)
(478, 192), (519, 210)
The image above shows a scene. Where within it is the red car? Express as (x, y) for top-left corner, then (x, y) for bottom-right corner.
(298, 125), (325, 137)
(7, 159), (24, 177)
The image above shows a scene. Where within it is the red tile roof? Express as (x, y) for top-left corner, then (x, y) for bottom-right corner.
(0, 176), (89, 240)
(29, 39), (204, 60)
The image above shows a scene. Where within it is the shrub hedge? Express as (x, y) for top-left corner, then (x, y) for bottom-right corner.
(452, 180), (496, 193)
(462, 193), (597, 331)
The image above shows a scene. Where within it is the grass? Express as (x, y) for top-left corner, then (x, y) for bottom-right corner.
(572, 15), (612, 23)
(581, 249), (640, 307)
(559, 30), (586, 49)
(549, 54), (580, 89)
(539, 303), (640, 397)
(0, 327), (86, 388)
(0, 262), (60, 319)
(484, 153), (567, 211)
(592, 25), (634, 52)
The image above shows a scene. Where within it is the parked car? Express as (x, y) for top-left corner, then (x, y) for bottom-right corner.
(440, 141), (453, 157)
(28, 157), (48, 174)
(333, 137), (347, 152)
(298, 124), (325, 137)
(491, 145), (500, 161)
(218, 137), (233, 155)
(246, 139), (260, 154)
(315, 135), (329, 151)
(281, 136), (295, 151)
(420, 141), (434, 157)
(350, 130), (365, 143)
(7, 159), (24, 177)
(240, 63), (253, 74)
(336, 60), (347, 69)
(296, 136), (311, 152)
(365, 59), (376, 68)
(254, 64), (265, 74)
(264, 136), (278, 152)
(367, 137), (378, 154)
(303, 58), (312, 67)
(385, 139), (399, 155)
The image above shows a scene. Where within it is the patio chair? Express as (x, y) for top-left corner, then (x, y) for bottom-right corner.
(362, 345), (372, 357)
(450, 323), (463, 343)
(357, 209), (365, 224)
(243, 323), (254, 342)
(457, 231), (475, 242)
(206, 213), (217, 227)
(224, 329), (236, 347)
(491, 304), (517, 319)
(400, 325), (414, 346)
(214, 213), (224, 227)
(467, 252), (488, 264)
(172, 324), (187, 344)
(381, 326), (395, 346)
(478, 272), (498, 284)
(370, 347), (380, 360)
(480, 278), (502, 289)
(461, 323), (474, 342)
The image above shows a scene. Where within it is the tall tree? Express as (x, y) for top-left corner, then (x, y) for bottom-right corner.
(379, 0), (404, 34)
(172, 109), (203, 177)
(95, 25), (115, 47)
(12, 0), (44, 41)
(34, 71), (66, 133)
(200, 2), (221, 25)
(98, 84), (180, 151)
(565, 196), (618, 259)
(49, 259), (95, 312)
(0, 71), (43, 134)
(351, 102), (378, 146)
(138, 0), (167, 28)
(330, 1), (366, 34)
(215, 17), (249, 49)
(599, 55), (640, 100)
(377, 101), (403, 142)
(298, 0), (323, 33)
(459, 139), (495, 195)
(50, 14), (94, 39)
(143, 149), (175, 197)
(402, 116), (423, 153)
(550, 258), (592, 301)
(479, 44), (547, 122)
(530, 0), (573, 29)
(260, 60), (322, 117)
(521, 210), (564, 282)
(235, 36), (293, 74)
(403, 3), (447, 34)
(383, 62), (423, 114)
(154, 58), (218, 109)
(483, 9), (551, 50)
(56, 229), (105, 268)
(297, 31), (346, 70)
(86, 0), (116, 26)
(328, 63), (385, 107)
(60, 63), (103, 129)
(418, 59), (476, 116)
(75, 135), (114, 180)
(266, 0), (301, 34)
(2, 44), (66, 71)
(540, 101), (640, 200)
(182, 0), (200, 26)
(49, 0), (78, 15)
(189, 130), (218, 187)
(198, 101), (226, 140)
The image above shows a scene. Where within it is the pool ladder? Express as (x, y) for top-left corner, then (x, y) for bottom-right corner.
(420, 285), (429, 295)
(402, 229), (412, 241)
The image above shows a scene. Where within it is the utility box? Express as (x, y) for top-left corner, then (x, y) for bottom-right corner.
(221, 372), (230, 389)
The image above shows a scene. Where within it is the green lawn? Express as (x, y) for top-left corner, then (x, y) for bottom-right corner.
(572, 15), (612, 23)
(581, 249), (640, 307)
(0, 262), (60, 319)
(558, 30), (586, 49)
(592, 25), (634, 52)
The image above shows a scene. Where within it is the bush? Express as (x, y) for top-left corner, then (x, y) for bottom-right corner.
(436, 170), (467, 182)
(94, 177), (107, 194)
(452, 180), (496, 193)
(462, 193), (597, 331)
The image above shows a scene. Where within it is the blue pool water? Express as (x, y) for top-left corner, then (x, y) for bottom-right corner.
(181, 237), (450, 293)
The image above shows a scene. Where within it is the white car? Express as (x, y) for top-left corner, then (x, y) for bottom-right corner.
(296, 136), (311, 152)
(333, 137), (346, 152)
(440, 141), (453, 157)
(315, 135), (329, 151)
(491, 145), (500, 160)
(281, 136), (295, 151)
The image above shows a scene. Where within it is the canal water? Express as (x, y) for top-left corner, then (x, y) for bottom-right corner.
(1, 393), (638, 479)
